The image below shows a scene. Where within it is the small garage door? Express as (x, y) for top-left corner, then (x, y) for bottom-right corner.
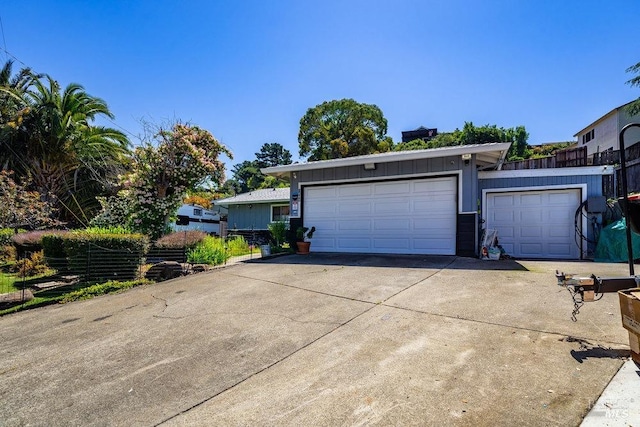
(485, 189), (581, 259)
(303, 177), (457, 255)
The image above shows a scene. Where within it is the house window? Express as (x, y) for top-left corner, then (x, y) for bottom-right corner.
(583, 129), (595, 144)
(271, 204), (290, 222)
(193, 208), (202, 216)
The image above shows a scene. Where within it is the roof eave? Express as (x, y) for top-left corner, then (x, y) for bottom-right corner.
(262, 143), (512, 175)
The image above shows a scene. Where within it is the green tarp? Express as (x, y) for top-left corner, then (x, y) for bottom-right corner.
(594, 218), (640, 262)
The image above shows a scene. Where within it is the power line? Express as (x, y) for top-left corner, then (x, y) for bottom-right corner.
(0, 17), (6, 63)
(0, 45), (28, 69)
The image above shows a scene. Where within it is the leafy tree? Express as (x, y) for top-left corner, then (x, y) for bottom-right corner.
(391, 122), (530, 161)
(228, 143), (292, 193)
(505, 126), (530, 160)
(0, 64), (130, 223)
(124, 123), (231, 239)
(0, 171), (57, 229)
(231, 160), (264, 193)
(626, 61), (640, 116)
(255, 142), (292, 168)
(258, 175), (290, 189)
(528, 141), (573, 159)
(298, 98), (390, 160)
(393, 138), (431, 151)
(220, 179), (242, 196)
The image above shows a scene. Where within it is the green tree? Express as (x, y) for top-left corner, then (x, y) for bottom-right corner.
(505, 126), (530, 160)
(231, 160), (264, 193)
(255, 142), (292, 168)
(393, 138), (431, 151)
(229, 143), (292, 193)
(0, 67), (130, 223)
(0, 171), (57, 229)
(626, 61), (640, 116)
(298, 98), (390, 160)
(126, 123), (231, 239)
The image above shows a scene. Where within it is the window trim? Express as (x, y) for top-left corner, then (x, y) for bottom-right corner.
(270, 203), (290, 222)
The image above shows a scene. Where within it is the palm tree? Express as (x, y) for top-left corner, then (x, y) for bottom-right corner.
(0, 63), (131, 224)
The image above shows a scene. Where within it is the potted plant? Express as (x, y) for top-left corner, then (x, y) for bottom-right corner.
(296, 226), (315, 254)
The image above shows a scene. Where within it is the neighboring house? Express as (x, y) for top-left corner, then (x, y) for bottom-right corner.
(171, 204), (223, 235)
(401, 126), (438, 143)
(575, 101), (640, 157)
(262, 144), (613, 260)
(213, 187), (290, 231)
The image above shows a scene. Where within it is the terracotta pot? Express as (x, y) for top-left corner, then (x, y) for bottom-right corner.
(296, 241), (311, 254)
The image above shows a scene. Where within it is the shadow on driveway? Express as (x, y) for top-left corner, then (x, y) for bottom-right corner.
(251, 252), (530, 271)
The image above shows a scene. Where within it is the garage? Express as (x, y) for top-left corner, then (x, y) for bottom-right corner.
(485, 188), (582, 259)
(303, 176), (457, 255)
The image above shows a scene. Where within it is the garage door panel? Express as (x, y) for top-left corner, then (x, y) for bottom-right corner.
(521, 194), (544, 206)
(414, 238), (453, 251)
(548, 209), (572, 222)
(312, 238), (336, 251)
(486, 189), (580, 259)
(413, 178), (451, 193)
(521, 210), (543, 222)
(548, 243), (573, 255)
(304, 177), (456, 255)
(373, 219), (410, 231)
(310, 187), (338, 198)
(492, 210), (514, 222)
(548, 225), (571, 238)
(338, 184), (372, 197)
(338, 202), (372, 215)
(373, 238), (410, 250)
(413, 198), (454, 211)
(338, 219), (371, 231)
(375, 199), (410, 214)
(375, 181), (410, 195)
(520, 226), (542, 238)
(307, 203), (337, 215)
(549, 192), (576, 205)
(337, 238), (371, 250)
(313, 220), (337, 231)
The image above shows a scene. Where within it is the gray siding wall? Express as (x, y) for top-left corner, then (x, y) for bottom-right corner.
(478, 174), (605, 257)
(290, 155), (479, 213)
(478, 175), (604, 198)
(227, 203), (272, 230)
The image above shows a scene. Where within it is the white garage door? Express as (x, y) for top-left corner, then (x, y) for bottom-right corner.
(486, 189), (581, 259)
(303, 177), (457, 255)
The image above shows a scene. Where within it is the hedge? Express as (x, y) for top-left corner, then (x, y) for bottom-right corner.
(61, 232), (149, 282)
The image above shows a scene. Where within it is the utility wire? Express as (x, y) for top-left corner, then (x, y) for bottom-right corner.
(0, 17), (7, 63)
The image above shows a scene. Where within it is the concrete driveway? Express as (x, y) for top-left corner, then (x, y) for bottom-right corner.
(0, 254), (633, 426)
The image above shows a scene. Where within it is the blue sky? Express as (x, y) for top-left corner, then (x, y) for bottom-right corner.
(1, 1), (638, 176)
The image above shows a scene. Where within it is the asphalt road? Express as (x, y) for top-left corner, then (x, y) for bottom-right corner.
(0, 254), (632, 426)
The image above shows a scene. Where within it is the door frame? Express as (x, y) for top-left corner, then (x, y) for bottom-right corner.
(481, 184), (587, 259)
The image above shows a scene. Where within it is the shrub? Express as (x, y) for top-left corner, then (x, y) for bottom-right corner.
(268, 221), (288, 247)
(227, 235), (250, 255)
(1, 244), (17, 264)
(187, 236), (227, 265)
(41, 233), (69, 273)
(0, 228), (14, 246)
(84, 226), (132, 235)
(11, 251), (50, 277)
(155, 231), (207, 249)
(12, 230), (50, 249)
(63, 232), (149, 281)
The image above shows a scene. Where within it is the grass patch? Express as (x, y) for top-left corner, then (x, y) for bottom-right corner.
(0, 272), (19, 294)
(0, 278), (152, 316)
(60, 279), (152, 303)
(187, 236), (253, 265)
